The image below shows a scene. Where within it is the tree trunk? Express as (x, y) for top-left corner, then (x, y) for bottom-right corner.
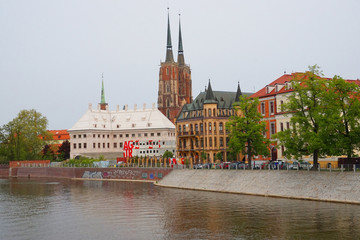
(247, 141), (252, 168)
(313, 149), (319, 169)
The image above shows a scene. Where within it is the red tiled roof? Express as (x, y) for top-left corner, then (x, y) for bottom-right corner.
(250, 73), (297, 98)
(47, 130), (70, 140)
(251, 73), (360, 99)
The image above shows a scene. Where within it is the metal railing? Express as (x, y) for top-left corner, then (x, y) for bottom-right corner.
(8, 162), (360, 173)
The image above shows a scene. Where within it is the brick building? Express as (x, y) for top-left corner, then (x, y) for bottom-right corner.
(158, 13), (192, 122)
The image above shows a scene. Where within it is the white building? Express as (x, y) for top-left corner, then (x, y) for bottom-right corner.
(68, 103), (176, 159)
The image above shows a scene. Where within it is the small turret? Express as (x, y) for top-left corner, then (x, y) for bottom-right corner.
(235, 82), (242, 102)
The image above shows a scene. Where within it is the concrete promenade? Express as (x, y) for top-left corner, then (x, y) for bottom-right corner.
(156, 169), (360, 204)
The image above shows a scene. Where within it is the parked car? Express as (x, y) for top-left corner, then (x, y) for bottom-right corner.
(290, 161), (300, 170)
(202, 163), (213, 169)
(220, 162), (232, 169)
(300, 161), (313, 170)
(237, 162), (249, 169)
(193, 164), (203, 169)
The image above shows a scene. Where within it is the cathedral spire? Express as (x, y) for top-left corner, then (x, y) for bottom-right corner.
(177, 14), (185, 66)
(165, 9), (174, 62)
(100, 73), (108, 110)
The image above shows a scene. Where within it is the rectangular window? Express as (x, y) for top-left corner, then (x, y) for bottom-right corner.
(73, 135), (76, 138)
(98, 143), (101, 148)
(209, 137), (212, 147)
(83, 134), (86, 138)
(93, 134), (95, 138)
(79, 143), (82, 149)
(201, 138), (204, 147)
(270, 123), (276, 135)
(220, 137), (223, 147)
(144, 133), (148, 137)
(157, 133), (161, 136)
(209, 123), (212, 131)
(84, 143), (87, 149)
(93, 143), (96, 148)
(73, 143), (76, 149)
(113, 135), (117, 138)
(270, 101), (274, 115)
(120, 134), (123, 138)
(286, 122), (290, 129)
(214, 137), (217, 147)
(120, 142), (123, 148)
(98, 134), (100, 138)
(126, 134), (129, 138)
(138, 133), (142, 137)
(132, 134), (135, 137)
(78, 135), (81, 138)
(107, 143), (110, 148)
(280, 122), (284, 131)
(261, 102), (265, 115)
(200, 123), (203, 132)
(103, 143), (105, 148)
(114, 143), (117, 148)
(151, 133), (154, 136)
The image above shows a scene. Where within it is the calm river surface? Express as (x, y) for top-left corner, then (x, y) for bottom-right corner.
(1, 177), (360, 240)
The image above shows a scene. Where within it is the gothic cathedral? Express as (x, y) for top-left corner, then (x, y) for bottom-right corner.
(158, 13), (192, 123)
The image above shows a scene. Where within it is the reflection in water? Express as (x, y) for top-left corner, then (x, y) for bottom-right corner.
(0, 178), (359, 240)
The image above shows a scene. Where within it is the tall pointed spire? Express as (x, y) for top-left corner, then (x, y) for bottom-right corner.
(177, 14), (185, 66)
(204, 79), (217, 104)
(235, 81), (242, 102)
(165, 8), (174, 62)
(101, 73), (106, 104)
(99, 73), (108, 110)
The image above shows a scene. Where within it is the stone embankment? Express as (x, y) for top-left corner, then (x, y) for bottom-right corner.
(7, 167), (172, 182)
(156, 169), (360, 204)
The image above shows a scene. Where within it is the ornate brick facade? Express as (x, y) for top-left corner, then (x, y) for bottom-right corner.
(158, 13), (192, 122)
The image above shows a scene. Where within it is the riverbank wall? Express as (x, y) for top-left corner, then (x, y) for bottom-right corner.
(8, 167), (172, 181)
(156, 169), (360, 204)
(0, 168), (9, 177)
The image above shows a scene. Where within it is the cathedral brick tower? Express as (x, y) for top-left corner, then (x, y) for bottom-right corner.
(158, 12), (192, 122)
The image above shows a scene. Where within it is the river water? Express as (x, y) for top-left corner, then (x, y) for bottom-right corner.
(0, 177), (359, 240)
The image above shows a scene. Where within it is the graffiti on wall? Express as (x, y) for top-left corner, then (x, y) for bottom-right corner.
(82, 171), (103, 179)
(82, 169), (142, 179)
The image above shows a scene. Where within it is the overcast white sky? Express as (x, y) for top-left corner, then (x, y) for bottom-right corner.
(1, 0), (359, 130)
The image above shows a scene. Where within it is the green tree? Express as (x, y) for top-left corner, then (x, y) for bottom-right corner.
(42, 144), (55, 160)
(163, 150), (173, 159)
(226, 95), (270, 167)
(276, 65), (329, 167)
(200, 151), (206, 162)
(58, 140), (70, 160)
(215, 152), (223, 162)
(0, 109), (50, 161)
(322, 76), (360, 158)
